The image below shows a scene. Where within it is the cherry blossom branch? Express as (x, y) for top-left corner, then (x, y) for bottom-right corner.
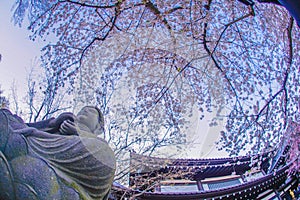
(65, 1), (123, 79)
(64, 0), (117, 9)
(255, 17), (294, 124)
(202, 5), (255, 93)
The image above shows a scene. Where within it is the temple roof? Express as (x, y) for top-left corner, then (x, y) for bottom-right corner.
(129, 150), (275, 178)
(112, 163), (296, 200)
(110, 147), (296, 200)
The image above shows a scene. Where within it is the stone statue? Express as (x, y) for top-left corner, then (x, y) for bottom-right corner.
(0, 106), (116, 200)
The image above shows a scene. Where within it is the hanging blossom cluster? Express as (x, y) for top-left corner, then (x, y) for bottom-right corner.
(94, 47), (222, 158)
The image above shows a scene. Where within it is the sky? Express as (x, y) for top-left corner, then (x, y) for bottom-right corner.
(0, 1), (43, 98)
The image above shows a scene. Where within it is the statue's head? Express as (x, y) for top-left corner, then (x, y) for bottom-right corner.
(77, 106), (104, 135)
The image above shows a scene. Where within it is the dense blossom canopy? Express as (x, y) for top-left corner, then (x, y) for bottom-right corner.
(12, 0), (300, 173)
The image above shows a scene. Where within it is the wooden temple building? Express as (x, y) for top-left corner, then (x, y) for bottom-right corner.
(110, 146), (298, 199)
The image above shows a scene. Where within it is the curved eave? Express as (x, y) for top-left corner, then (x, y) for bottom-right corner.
(128, 164), (291, 200)
(130, 151), (273, 177)
(130, 150), (274, 168)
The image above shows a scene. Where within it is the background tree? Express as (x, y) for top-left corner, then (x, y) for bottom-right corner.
(5, 60), (73, 122)
(12, 0), (300, 175)
(0, 86), (9, 109)
(23, 62), (73, 122)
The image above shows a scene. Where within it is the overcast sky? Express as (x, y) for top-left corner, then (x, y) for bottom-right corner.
(0, 1), (43, 98)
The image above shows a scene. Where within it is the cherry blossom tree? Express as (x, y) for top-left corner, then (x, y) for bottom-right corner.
(12, 0), (300, 173)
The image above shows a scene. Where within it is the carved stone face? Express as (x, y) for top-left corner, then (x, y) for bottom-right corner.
(77, 106), (100, 132)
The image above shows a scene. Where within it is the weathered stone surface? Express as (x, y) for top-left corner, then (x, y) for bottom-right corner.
(0, 152), (14, 200)
(14, 182), (38, 200)
(4, 132), (27, 161)
(0, 110), (9, 152)
(10, 155), (61, 200)
(57, 178), (81, 200)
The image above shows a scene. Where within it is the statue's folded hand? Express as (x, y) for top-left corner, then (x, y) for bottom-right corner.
(49, 112), (75, 128)
(59, 120), (79, 135)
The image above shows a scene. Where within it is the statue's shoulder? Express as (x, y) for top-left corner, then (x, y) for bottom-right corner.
(0, 108), (12, 117)
(0, 109), (10, 151)
(0, 109), (25, 123)
(0, 109), (27, 131)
